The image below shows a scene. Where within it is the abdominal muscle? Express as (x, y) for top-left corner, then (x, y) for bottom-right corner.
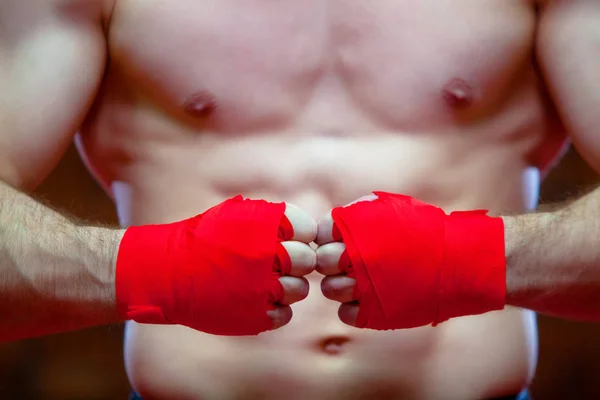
(113, 134), (538, 400)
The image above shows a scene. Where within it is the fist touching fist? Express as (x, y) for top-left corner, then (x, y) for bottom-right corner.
(116, 192), (505, 336)
(316, 192), (506, 330)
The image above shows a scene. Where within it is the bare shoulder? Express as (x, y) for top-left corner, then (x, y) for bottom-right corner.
(0, 0), (111, 189)
(53, 0), (111, 24)
(0, 0), (109, 34)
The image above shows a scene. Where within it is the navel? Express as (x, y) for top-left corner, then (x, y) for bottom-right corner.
(442, 78), (475, 109)
(183, 90), (217, 118)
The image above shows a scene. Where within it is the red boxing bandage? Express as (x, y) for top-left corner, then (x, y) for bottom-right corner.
(331, 192), (505, 330)
(115, 196), (293, 335)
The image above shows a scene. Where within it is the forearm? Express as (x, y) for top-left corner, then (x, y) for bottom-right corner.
(0, 181), (125, 341)
(504, 186), (600, 320)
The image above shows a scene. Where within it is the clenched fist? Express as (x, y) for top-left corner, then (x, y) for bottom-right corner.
(315, 192), (506, 331)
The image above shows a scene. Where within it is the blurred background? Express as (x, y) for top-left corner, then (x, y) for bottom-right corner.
(0, 145), (599, 399)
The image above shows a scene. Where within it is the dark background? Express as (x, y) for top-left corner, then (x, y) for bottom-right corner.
(0, 145), (599, 399)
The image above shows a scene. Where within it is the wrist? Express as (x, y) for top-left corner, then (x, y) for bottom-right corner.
(503, 211), (558, 307)
(116, 223), (181, 323)
(438, 211), (506, 323)
(40, 225), (127, 329)
(76, 225), (125, 323)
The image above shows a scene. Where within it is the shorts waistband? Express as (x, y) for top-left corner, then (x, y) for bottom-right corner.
(129, 389), (531, 400)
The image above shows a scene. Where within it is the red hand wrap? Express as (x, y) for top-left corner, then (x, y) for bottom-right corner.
(116, 196), (293, 336)
(331, 192), (505, 330)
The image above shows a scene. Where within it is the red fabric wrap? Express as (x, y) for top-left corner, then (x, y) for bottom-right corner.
(331, 192), (505, 330)
(115, 196), (292, 336)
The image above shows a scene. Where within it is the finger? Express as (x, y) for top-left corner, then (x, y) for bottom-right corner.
(315, 242), (348, 276)
(338, 303), (359, 327)
(316, 213), (339, 245)
(284, 203), (317, 243)
(321, 275), (357, 303)
(267, 305), (293, 330)
(278, 276), (309, 305)
(316, 194), (380, 245)
(281, 241), (316, 277)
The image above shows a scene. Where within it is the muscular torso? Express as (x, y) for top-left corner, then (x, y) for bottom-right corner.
(78, 1), (561, 398)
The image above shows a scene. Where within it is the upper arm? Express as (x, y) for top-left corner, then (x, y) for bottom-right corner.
(537, 0), (600, 172)
(0, 0), (107, 190)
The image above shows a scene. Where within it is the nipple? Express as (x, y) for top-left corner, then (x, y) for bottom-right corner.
(442, 78), (475, 109)
(183, 90), (217, 118)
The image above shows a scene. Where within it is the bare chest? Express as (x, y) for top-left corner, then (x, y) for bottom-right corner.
(104, 0), (538, 133)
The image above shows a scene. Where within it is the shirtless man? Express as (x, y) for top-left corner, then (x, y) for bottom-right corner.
(1, 0), (599, 399)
